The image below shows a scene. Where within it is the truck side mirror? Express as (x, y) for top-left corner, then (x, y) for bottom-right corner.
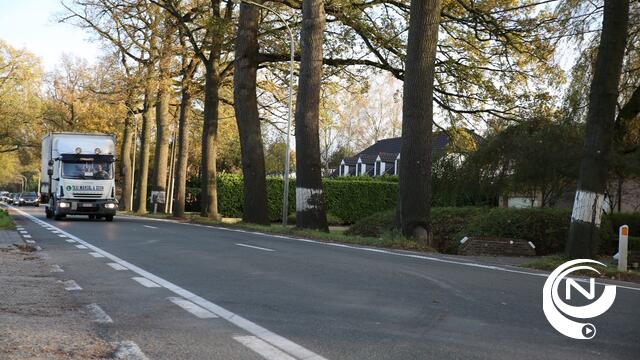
(47, 169), (53, 176)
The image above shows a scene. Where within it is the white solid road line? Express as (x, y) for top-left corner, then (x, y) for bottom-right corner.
(233, 336), (297, 360)
(142, 225), (158, 229)
(167, 297), (218, 319)
(63, 280), (82, 291)
(89, 252), (105, 258)
(236, 243), (275, 252)
(75, 244), (88, 249)
(131, 277), (161, 288)
(108, 262), (128, 271)
(11, 207), (329, 360)
(86, 303), (113, 323)
(112, 341), (149, 360)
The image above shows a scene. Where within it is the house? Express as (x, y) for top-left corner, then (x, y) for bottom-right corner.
(333, 130), (481, 177)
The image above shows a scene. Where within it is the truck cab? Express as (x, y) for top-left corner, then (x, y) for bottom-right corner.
(42, 133), (118, 221)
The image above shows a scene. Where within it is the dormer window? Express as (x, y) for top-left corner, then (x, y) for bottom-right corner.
(394, 154), (400, 176)
(375, 155), (382, 176)
(356, 158), (365, 176)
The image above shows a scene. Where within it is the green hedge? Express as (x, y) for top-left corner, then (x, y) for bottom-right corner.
(188, 174), (398, 224)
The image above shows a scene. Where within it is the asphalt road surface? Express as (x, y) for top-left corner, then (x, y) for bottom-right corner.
(5, 205), (640, 360)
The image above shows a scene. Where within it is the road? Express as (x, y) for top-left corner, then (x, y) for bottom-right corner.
(5, 205), (640, 360)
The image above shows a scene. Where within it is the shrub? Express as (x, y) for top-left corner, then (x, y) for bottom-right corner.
(462, 208), (571, 255)
(348, 207), (616, 256)
(605, 212), (640, 237)
(431, 207), (486, 253)
(345, 209), (396, 237)
(346, 207), (484, 252)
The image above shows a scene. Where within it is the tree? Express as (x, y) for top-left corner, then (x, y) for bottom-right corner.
(173, 34), (199, 217)
(566, 0), (630, 259)
(152, 13), (176, 212)
(398, 0), (442, 242)
(155, 0), (236, 219)
(234, 0), (269, 225)
(294, 0), (328, 231)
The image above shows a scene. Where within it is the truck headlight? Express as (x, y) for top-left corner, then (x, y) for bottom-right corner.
(59, 202), (70, 208)
(105, 203), (116, 209)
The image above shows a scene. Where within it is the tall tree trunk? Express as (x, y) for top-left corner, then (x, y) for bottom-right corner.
(294, 0), (329, 231)
(119, 104), (135, 211)
(398, 0), (442, 242)
(200, 63), (220, 219)
(173, 65), (195, 218)
(135, 79), (154, 214)
(234, 0), (269, 225)
(566, 0), (630, 259)
(152, 27), (172, 211)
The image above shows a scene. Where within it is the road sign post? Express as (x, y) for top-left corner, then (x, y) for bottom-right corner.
(618, 225), (629, 272)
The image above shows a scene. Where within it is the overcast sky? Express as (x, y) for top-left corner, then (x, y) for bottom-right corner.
(0, 0), (101, 71)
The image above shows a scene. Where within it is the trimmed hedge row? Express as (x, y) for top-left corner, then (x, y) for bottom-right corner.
(347, 207), (627, 256)
(188, 174), (398, 223)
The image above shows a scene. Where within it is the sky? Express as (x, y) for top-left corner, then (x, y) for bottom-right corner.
(0, 0), (101, 71)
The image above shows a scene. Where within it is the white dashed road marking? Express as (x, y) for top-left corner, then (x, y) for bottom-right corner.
(235, 243), (275, 252)
(63, 280), (82, 291)
(66, 239), (76, 243)
(113, 341), (149, 360)
(142, 225), (158, 229)
(50, 264), (64, 272)
(89, 252), (105, 258)
(167, 297), (218, 319)
(107, 262), (128, 271)
(12, 206), (331, 360)
(131, 277), (161, 288)
(86, 303), (113, 323)
(234, 336), (297, 360)
(75, 244), (88, 249)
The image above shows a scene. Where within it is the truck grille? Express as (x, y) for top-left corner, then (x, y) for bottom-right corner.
(72, 193), (102, 198)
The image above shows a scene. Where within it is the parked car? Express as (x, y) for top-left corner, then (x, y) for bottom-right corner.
(19, 192), (39, 207)
(0, 191), (9, 202)
(11, 193), (20, 205)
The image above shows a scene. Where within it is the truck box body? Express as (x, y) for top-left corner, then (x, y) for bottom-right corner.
(41, 133), (118, 221)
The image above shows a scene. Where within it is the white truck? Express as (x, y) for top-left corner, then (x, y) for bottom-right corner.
(41, 133), (118, 221)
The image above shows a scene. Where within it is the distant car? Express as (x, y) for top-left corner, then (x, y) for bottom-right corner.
(0, 191), (8, 202)
(19, 192), (39, 207)
(11, 193), (20, 205)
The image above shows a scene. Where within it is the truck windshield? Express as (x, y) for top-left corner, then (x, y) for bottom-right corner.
(62, 161), (113, 180)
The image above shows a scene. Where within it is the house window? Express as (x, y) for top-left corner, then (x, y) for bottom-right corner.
(375, 161), (381, 176)
(339, 164), (345, 176)
(356, 162), (362, 175)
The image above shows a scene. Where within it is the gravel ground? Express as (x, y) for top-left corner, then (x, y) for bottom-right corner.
(0, 242), (114, 359)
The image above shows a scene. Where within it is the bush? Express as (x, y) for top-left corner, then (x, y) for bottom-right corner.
(431, 207), (486, 253)
(462, 208), (571, 255)
(348, 207), (615, 256)
(346, 207), (484, 252)
(605, 212), (640, 237)
(345, 209), (396, 237)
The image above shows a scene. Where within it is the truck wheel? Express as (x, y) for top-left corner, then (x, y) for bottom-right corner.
(88, 215), (95, 220)
(105, 215), (114, 222)
(45, 207), (53, 219)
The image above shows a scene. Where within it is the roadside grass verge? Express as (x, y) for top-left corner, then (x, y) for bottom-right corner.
(0, 209), (14, 230)
(520, 254), (640, 283)
(120, 211), (435, 252)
